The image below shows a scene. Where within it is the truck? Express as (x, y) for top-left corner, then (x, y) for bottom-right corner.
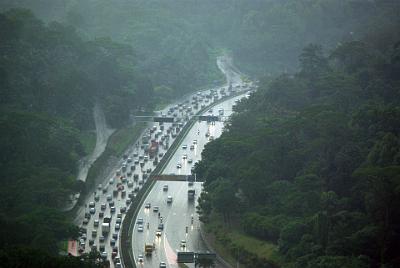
(188, 189), (195, 200)
(102, 217), (111, 235)
(145, 243), (154, 256)
(148, 140), (159, 158)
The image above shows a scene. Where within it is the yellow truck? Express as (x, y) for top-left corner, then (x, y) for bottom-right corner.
(145, 243), (154, 256)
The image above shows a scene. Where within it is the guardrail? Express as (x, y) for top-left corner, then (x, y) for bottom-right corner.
(120, 89), (248, 268)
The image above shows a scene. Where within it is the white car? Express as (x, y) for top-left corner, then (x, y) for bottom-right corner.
(176, 163), (182, 169)
(167, 196), (173, 204)
(163, 185), (168, 191)
(180, 240), (187, 248)
(153, 206), (159, 212)
(182, 145), (187, 149)
(137, 254), (144, 263)
(138, 225), (143, 232)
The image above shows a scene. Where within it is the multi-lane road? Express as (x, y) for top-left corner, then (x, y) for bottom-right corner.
(73, 56), (254, 268)
(131, 94), (251, 268)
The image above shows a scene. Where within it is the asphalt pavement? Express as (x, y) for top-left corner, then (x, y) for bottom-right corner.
(74, 56), (255, 268)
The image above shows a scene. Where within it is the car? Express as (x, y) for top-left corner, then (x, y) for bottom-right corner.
(109, 178), (114, 185)
(159, 262), (167, 268)
(114, 256), (121, 264)
(163, 185), (168, 191)
(182, 145), (187, 149)
(146, 168), (152, 173)
(102, 186), (108, 193)
(92, 230), (97, 237)
(137, 218), (144, 224)
(145, 203), (151, 209)
(127, 181), (133, 188)
(110, 239), (116, 246)
(188, 180), (194, 186)
(137, 225), (143, 232)
(190, 145), (195, 150)
(158, 223), (164, 230)
(99, 236), (105, 243)
(89, 207), (96, 214)
(101, 203), (106, 210)
(112, 233), (118, 240)
(180, 240), (187, 248)
(106, 195), (112, 201)
(167, 196), (173, 204)
(188, 158), (193, 164)
(89, 239), (94, 246)
(99, 212), (104, 218)
(116, 217), (122, 224)
(137, 254), (144, 263)
(115, 224), (120, 231)
(115, 262), (122, 268)
(176, 163), (182, 169)
(193, 139), (197, 144)
(126, 199), (131, 205)
(94, 195), (100, 202)
(109, 200), (115, 207)
(98, 184), (102, 190)
(153, 206), (159, 212)
(158, 152), (164, 157)
(99, 245), (105, 252)
(83, 218), (89, 225)
(111, 206), (116, 213)
(156, 229), (162, 237)
(100, 251), (107, 259)
(94, 219), (99, 227)
(182, 154), (187, 159)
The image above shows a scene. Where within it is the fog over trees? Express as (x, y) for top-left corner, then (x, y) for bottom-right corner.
(0, 0), (399, 267)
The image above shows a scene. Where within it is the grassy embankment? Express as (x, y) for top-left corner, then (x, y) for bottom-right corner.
(79, 130), (97, 155)
(205, 215), (283, 267)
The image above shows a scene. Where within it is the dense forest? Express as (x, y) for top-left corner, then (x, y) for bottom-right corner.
(195, 5), (400, 268)
(0, 8), (152, 266)
(1, 0), (399, 267)
(2, 0), (394, 81)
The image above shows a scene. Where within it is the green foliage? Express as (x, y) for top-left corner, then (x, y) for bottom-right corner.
(0, 246), (107, 268)
(0, 9), (156, 258)
(197, 21), (400, 267)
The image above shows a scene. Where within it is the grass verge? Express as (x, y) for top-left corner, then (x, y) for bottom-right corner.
(204, 216), (283, 268)
(58, 240), (68, 254)
(108, 123), (146, 156)
(79, 130), (96, 155)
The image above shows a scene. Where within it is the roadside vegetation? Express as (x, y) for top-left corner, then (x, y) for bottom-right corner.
(0, 8), (153, 266)
(195, 7), (400, 267)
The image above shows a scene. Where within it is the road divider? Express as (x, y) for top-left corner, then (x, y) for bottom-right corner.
(120, 89), (248, 268)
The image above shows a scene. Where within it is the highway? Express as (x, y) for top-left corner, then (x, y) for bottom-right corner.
(73, 56), (254, 268)
(131, 90), (252, 266)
